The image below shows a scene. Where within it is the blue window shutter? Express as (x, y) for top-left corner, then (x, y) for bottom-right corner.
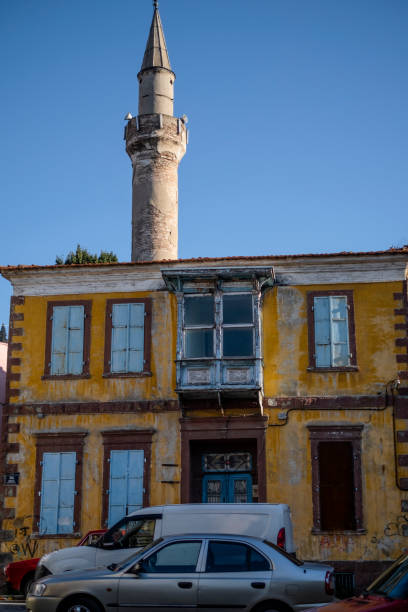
(108, 450), (144, 527)
(51, 307), (69, 375)
(57, 452), (76, 533)
(330, 297), (350, 366)
(51, 306), (84, 375)
(40, 452), (76, 534)
(314, 297), (331, 367)
(67, 306), (84, 375)
(111, 303), (145, 373)
(108, 450), (128, 526)
(128, 304), (144, 372)
(127, 450), (144, 514)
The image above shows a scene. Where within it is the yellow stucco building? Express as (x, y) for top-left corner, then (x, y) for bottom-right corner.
(1, 253), (408, 591)
(1, 5), (408, 595)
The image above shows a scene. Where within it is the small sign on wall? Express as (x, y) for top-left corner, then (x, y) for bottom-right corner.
(4, 473), (19, 485)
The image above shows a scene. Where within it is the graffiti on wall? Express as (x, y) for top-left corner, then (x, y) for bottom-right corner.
(366, 514), (408, 557)
(7, 516), (39, 560)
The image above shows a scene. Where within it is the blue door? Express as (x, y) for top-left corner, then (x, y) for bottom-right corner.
(202, 474), (252, 503)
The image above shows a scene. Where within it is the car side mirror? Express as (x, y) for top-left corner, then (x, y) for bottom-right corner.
(129, 562), (142, 576)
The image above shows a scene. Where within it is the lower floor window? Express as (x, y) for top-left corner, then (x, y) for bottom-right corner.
(34, 432), (86, 535)
(107, 449), (144, 527)
(319, 441), (356, 530)
(308, 425), (363, 532)
(102, 429), (153, 528)
(39, 452), (76, 534)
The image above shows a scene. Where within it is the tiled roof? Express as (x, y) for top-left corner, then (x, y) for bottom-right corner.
(1, 247), (407, 273)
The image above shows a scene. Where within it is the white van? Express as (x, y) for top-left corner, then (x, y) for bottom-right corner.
(35, 503), (294, 578)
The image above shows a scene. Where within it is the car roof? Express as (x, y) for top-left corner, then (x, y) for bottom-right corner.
(158, 533), (265, 543)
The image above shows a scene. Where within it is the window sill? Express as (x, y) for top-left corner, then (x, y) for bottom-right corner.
(103, 372), (152, 378)
(177, 356), (258, 362)
(311, 528), (366, 535)
(31, 532), (82, 539)
(307, 366), (359, 373)
(42, 374), (91, 381)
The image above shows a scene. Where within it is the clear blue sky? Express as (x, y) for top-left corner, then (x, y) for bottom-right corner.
(1, 0), (407, 330)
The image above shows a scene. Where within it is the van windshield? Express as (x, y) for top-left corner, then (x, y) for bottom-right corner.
(101, 518), (156, 550)
(114, 538), (165, 572)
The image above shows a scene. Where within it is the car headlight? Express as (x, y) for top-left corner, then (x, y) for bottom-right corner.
(31, 583), (47, 597)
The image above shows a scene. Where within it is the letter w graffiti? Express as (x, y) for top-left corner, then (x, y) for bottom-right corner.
(20, 540), (38, 558)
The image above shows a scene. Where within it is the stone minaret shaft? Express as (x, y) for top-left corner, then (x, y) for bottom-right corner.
(126, 6), (187, 262)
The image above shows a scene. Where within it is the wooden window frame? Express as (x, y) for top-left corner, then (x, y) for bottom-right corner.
(101, 429), (154, 527)
(103, 298), (152, 378)
(33, 432), (87, 537)
(181, 291), (258, 361)
(308, 425), (365, 534)
(43, 300), (92, 380)
(307, 290), (358, 372)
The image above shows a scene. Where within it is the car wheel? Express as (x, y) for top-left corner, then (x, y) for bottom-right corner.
(21, 573), (35, 599)
(253, 604), (287, 612)
(63, 596), (102, 612)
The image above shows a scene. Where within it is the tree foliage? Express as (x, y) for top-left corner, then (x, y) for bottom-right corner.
(56, 245), (118, 265)
(0, 323), (7, 342)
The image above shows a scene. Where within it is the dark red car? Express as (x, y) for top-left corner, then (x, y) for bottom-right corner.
(307, 553), (408, 612)
(3, 529), (105, 598)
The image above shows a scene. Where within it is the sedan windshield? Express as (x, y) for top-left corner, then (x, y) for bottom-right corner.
(368, 555), (408, 599)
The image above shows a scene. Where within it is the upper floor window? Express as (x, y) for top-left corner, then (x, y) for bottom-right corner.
(104, 298), (152, 377)
(183, 293), (255, 359)
(307, 291), (357, 371)
(43, 301), (91, 379)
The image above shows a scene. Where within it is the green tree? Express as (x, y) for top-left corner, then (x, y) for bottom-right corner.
(56, 245), (118, 265)
(0, 323), (7, 342)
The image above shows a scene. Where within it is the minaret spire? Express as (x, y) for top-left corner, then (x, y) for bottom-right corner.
(140, 4), (171, 73)
(137, 3), (174, 116)
(125, 3), (187, 262)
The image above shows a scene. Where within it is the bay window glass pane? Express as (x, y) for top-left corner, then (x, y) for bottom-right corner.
(185, 329), (213, 358)
(223, 294), (252, 324)
(185, 296), (214, 325)
(223, 328), (253, 357)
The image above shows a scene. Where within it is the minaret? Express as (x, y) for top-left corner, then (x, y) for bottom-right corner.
(126, 2), (187, 262)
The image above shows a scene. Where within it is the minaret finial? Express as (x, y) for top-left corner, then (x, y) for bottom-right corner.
(153, 0), (158, 9)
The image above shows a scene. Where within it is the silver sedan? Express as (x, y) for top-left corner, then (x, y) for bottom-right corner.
(26, 534), (335, 612)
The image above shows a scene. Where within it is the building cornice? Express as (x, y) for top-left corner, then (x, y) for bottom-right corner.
(1, 253), (407, 295)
